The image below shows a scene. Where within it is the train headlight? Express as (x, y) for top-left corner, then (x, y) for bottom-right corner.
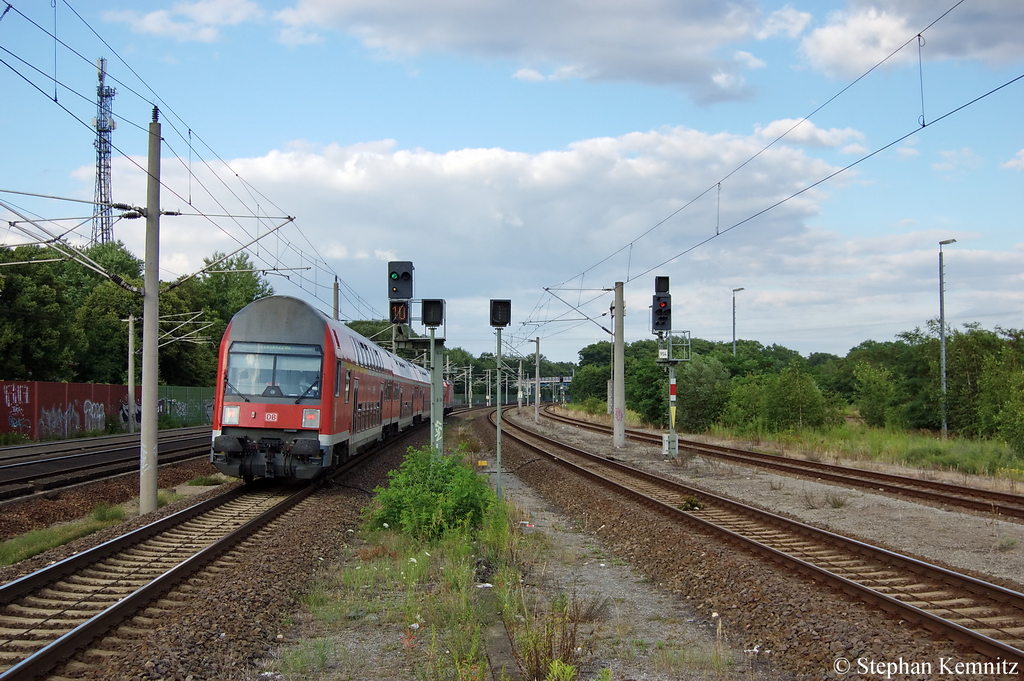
(302, 408), (321, 429)
(223, 405), (240, 425)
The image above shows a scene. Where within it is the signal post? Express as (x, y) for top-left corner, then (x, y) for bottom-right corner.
(490, 299), (511, 498)
(652, 276), (690, 459)
(388, 262), (445, 454)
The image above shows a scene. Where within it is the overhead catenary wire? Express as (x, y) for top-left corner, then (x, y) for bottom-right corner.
(1, 0), (381, 321)
(530, 0), (1006, 345)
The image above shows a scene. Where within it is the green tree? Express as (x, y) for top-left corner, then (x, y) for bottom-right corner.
(624, 353), (667, 427)
(55, 241), (143, 310)
(978, 347), (1024, 454)
(945, 324), (1005, 437)
(192, 252), (273, 324)
(570, 363), (608, 402)
(852, 362), (897, 428)
(156, 282), (219, 386)
(720, 375), (769, 431)
(765, 366), (829, 430)
(72, 281), (141, 384)
(0, 247), (81, 381)
(676, 355), (731, 432)
(577, 341), (612, 367)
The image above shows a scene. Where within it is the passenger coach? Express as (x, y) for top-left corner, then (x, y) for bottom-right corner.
(211, 295), (433, 481)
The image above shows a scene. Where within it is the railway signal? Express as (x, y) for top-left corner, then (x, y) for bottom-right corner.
(490, 299), (511, 327)
(422, 299), (444, 328)
(388, 261), (414, 299)
(652, 293), (671, 331)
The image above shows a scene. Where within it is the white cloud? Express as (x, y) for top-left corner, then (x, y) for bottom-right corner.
(756, 5), (812, 39)
(1002, 150), (1024, 170)
(176, 0), (263, 25)
(513, 68), (545, 83)
(96, 125), (871, 358)
(87, 124), (1023, 361)
(932, 147), (982, 174)
(104, 9), (220, 42)
(734, 51), (766, 69)
(272, 0), (797, 101)
(755, 119), (865, 148)
(801, 1), (1024, 78)
(104, 0), (263, 42)
(278, 26), (324, 46)
(800, 7), (915, 77)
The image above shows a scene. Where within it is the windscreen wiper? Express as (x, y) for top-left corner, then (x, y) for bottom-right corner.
(295, 375), (321, 404)
(224, 375), (250, 402)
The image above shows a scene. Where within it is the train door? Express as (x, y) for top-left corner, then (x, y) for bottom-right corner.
(352, 378), (359, 431)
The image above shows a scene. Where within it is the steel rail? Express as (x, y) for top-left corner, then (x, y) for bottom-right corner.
(492, 409), (1024, 666)
(0, 426), (210, 461)
(0, 481), (318, 680)
(541, 407), (1024, 520)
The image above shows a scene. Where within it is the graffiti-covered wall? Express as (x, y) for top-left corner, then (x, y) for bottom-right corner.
(0, 382), (212, 440)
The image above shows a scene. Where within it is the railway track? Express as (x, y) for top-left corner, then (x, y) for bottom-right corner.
(0, 428), (210, 503)
(0, 480), (314, 680)
(541, 407), (1024, 521)
(492, 408), (1024, 667)
(0, 417), (436, 679)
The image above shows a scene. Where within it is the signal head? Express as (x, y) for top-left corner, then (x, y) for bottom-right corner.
(387, 261), (414, 299)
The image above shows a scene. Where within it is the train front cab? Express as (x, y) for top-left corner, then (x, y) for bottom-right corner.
(213, 339), (330, 481)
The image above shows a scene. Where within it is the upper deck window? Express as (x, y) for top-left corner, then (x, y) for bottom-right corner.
(224, 342), (323, 400)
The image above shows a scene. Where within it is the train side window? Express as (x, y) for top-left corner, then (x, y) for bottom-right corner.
(335, 361), (342, 397)
(345, 370), (351, 403)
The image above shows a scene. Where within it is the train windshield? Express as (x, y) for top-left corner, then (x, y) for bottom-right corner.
(224, 342), (323, 400)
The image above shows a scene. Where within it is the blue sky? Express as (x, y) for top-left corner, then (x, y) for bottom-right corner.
(1, 0), (1022, 364)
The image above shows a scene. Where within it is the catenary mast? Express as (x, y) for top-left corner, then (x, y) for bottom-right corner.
(91, 57), (116, 245)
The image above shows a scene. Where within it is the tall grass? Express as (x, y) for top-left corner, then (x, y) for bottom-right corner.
(709, 421), (1024, 478)
(0, 503), (126, 566)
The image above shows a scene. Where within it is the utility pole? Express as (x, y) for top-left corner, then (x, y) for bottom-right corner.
(429, 326), (443, 453)
(421, 299), (445, 455)
(333, 277), (339, 320)
(612, 282), (625, 448)
(91, 58), (116, 246)
(534, 337), (541, 424)
(125, 315), (136, 434)
(517, 360), (523, 413)
(939, 239), (957, 440)
(139, 108), (161, 515)
(732, 287), (744, 356)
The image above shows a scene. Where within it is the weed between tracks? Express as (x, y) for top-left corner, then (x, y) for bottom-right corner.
(0, 503), (125, 565)
(0, 475), (219, 566)
(271, 429), (755, 681)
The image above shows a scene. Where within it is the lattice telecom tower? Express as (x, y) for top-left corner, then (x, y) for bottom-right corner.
(91, 57), (117, 245)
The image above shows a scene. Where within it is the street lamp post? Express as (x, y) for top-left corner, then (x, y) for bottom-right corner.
(939, 239), (956, 440)
(732, 288), (745, 356)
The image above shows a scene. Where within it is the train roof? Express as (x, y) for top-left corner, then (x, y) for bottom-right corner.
(227, 296), (429, 382)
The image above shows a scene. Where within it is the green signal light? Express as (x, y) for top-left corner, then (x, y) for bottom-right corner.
(390, 271), (399, 280)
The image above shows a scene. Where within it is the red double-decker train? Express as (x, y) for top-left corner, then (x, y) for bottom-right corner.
(211, 295), (447, 481)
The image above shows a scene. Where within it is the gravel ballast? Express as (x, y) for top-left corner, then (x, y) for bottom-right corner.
(2, 417), (1022, 679)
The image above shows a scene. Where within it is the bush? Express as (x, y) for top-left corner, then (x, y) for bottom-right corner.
(366, 445), (493, 541)
(579, 397), (605, 416)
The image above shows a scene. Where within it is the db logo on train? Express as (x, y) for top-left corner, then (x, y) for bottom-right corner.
(265, 413), (278, 422)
